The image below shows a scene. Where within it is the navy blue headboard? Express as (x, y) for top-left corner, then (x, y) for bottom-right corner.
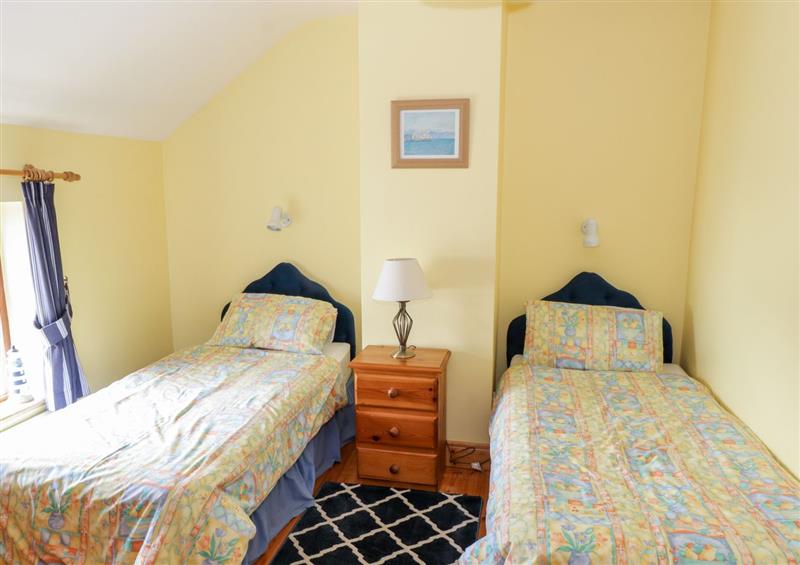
(221, 262), (357, 360)
(506, 272), (672, 367)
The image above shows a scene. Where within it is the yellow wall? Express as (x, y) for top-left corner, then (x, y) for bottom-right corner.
(3, 4), (797, 473)
(682, 1), (799, 476)
(0, 124), (173, 391)
(162, 16), (361, 349)
(358, 1), (503, 443)
(496, 1), (710, 376)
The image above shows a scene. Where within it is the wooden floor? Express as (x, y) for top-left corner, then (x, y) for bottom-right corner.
(254, 442), (490, 564)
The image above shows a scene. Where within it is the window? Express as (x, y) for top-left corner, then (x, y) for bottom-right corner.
(0, 260), (9, 399)
(0, 202), (44, 402)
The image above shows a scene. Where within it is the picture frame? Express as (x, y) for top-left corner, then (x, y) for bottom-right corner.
(391, 98), (470, 168)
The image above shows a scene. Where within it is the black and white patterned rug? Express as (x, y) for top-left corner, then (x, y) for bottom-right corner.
(272, 482), (482, 564)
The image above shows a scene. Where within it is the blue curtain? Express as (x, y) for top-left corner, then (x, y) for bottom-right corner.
(21, 181), (89, 410)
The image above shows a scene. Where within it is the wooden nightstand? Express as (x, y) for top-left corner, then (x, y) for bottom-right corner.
(351, 345), (450, 487)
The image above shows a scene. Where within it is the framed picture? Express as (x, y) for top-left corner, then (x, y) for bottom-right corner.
(391, 98), (470, 168)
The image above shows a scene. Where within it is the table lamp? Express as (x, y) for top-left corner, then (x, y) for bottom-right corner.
(372, 258), (431, 359)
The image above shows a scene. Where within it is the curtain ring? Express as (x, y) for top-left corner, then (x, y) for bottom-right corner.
(21, 164), (54, 182)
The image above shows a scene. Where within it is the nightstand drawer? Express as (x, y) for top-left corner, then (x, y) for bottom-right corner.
(357, 446), (437, 485)
(356, 409), (437, 449)
(355, 373), (436, 411)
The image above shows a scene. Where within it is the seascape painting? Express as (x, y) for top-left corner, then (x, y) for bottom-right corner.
(400, 109), (459, 159)
(391, 98), (469, 168)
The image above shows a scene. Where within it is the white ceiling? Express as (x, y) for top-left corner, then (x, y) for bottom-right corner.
(0, 1), (355, 140)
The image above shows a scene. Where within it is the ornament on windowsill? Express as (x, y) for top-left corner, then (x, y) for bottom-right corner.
(7, 346), (33, 403)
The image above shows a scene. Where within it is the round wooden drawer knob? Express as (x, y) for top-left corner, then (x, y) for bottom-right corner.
(388, 426), (400, 437)
(389, 464), (400, 474)
(387, 388), (399, 399)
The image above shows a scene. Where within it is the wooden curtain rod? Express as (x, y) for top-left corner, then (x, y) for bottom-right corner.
(0, 164), (81, 182)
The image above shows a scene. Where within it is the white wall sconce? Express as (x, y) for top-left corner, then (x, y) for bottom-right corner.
(581, 218), (599, 247)
(267, 206), (292, 231)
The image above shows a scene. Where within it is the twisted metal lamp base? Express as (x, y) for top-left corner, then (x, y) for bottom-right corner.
(392, 301), (415, 359)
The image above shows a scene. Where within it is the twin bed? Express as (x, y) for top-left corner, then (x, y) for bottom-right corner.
(0, 262), (356, 564)
(463, 273), (800, 563)
(2, 267), (798, 564)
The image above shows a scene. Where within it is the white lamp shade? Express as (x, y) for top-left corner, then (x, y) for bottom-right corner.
(267, 206), (291, 231)
(582, 218), (599, 247)
(372, 258), (432, 302)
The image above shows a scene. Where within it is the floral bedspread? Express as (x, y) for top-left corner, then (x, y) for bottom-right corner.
(0, 345), (346, 564)
(461, 363), (800, 563)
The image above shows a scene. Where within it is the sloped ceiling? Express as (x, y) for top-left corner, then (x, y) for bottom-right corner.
(0, 1), (355, 140)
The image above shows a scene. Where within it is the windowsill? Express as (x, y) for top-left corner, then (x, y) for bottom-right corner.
(0, 398), (46, 432)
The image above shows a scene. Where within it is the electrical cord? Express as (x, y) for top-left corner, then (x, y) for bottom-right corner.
(448, 445), (490, 469)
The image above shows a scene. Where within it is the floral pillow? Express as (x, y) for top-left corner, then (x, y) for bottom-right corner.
(209, 293), (337, 354)
(523, 300), (663, 372)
